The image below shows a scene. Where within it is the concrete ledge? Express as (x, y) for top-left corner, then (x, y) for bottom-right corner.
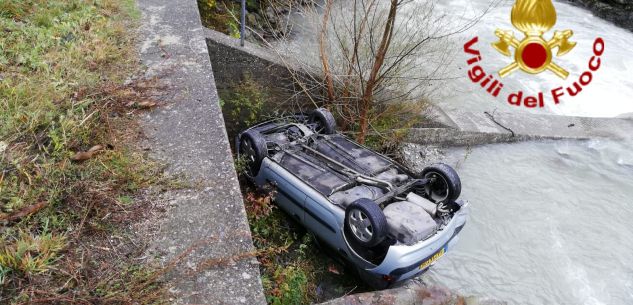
(318, 280), (506, 305)
(406, 128), (540, 146)
(405, 109), (633, 147)
(136, 0), (266, 304)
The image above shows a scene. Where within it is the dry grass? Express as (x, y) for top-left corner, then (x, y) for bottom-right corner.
(0, 0), (172, 303)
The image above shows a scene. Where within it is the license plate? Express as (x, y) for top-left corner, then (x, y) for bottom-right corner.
(419, 247), (446, 270)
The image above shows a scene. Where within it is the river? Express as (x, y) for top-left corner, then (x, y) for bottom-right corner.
(416, 140), (633, 305)
(277, 0), (633, 118)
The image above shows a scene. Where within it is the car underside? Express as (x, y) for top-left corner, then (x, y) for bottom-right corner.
(237, 108), (469, 288)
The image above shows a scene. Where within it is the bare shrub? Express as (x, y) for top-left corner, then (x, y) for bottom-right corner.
(263, 0), (495, 143)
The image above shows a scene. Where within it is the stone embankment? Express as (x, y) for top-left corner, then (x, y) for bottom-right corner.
(319, 280), (506, 305)
(566, 0), (633, 31)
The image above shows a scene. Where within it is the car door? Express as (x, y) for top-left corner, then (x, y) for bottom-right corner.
(304, 197), (339, 245)
(267, 169), (306, 223)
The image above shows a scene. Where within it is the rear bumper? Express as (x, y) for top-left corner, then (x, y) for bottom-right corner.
(365, 201), (469, 282)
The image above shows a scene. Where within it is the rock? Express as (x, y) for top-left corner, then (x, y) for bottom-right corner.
(265, 6), (277, 25)
(317, 280), (469, 305)
(246, 13), (257, 26)
(398, 143), (446, 174)
(566, 0), (633, 31)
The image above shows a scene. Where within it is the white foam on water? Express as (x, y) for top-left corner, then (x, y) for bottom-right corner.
(548, 220), (607, 305)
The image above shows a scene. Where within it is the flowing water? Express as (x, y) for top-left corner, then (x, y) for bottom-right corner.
(397, 7), (633, 303)
(429, 0), (633, 117)
(418, 140), (633, 305)
(274, 1), (633, 303)
(277, 0), (633, 117)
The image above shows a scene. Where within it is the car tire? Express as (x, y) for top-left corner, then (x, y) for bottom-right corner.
(309, 107), (337, 135)
(344, 198), (387, 248)
(421, 163), (461, 203)
(239, 130), (268, 178)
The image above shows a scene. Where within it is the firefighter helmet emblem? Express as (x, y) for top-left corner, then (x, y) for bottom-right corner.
(492, 0), (576, 79)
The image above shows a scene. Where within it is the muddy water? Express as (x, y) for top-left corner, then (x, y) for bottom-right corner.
(277, 0), (633, 117)
(416, 140), (633, 305)
(428, 0), (633, 117)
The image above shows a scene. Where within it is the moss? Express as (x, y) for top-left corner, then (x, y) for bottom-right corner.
(197, 0), (242, 37)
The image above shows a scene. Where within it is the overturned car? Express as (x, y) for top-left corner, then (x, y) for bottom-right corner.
(237, 108), (469, 289)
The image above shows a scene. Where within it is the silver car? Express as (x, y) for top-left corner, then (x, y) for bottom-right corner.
(236, 108), (469, 289)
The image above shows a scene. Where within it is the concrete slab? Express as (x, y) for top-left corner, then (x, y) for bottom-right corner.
(443, 110), (633, 142)
(135, 0), (266, 304)
(318, 279), (506, 305)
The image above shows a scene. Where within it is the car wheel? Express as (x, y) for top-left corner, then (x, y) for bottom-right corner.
(344, 198), (387, 248)
(421, 163), (461, 203)
(239, 130), (268, 178)
(309, 107), (337, 135)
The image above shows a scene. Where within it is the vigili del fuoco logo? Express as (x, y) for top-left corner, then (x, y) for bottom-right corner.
(463, 0), (605, 108)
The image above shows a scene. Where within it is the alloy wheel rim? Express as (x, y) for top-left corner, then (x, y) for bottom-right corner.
(349, 209), (373, 243)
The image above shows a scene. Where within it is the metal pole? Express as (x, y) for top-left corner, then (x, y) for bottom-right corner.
(240, 0), (246, 47)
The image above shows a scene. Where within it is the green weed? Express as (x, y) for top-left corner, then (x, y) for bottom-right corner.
(0, 0), (170, 302)
(363, 100), (428, 157)
(267, 265), (309, 305)
(197, 0), (241, 37)
(0, 231), (65, 278)
(242, 189), (363, 304)
(220, 75), (268, 139)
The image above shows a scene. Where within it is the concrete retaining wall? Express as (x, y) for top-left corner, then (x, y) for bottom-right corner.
(136, 1), (266, 304)
(431, 109), (633, 145)
(204, 28), (322, 109)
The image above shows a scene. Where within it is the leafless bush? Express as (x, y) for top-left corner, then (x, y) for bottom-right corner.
(260, 0), (496, 143)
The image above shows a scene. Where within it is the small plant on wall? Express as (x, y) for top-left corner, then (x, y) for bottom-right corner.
(220, 74), (268, 140)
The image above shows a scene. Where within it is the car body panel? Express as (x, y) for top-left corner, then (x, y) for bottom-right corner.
(370, 202), (468, 277)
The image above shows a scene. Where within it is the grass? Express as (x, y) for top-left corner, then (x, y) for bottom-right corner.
(197, 0), (242, 38)
(0, 0), (171, 303)
(363, 100), (428, 158)
(242, 187), (366, 305)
